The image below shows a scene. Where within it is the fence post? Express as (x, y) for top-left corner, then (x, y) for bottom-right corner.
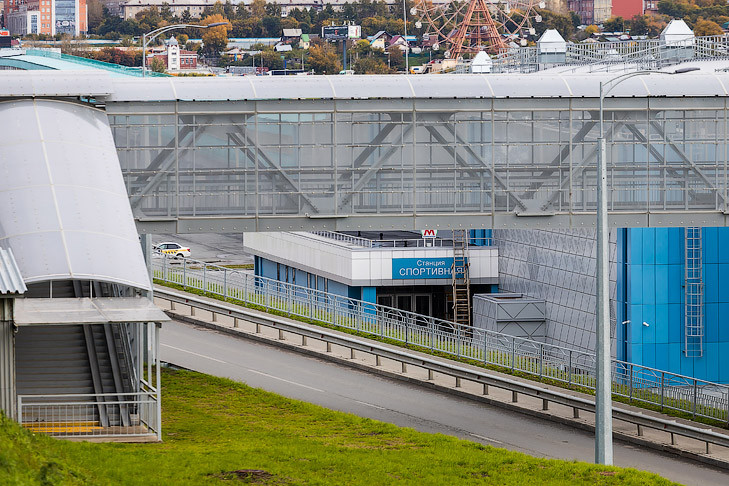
(243, 273), (249, 303)
(203, 263), (207, 292)
(405, 317), (409, 345)
(163, 255), (167, 283)
(183, 258), (187, 288)
(660, 372), (665, 412)
(457, 325), (461, 358)
(331, 297), (336, 326)
(539, 343), (543, 378)
(568, 350), (573, 385)
(223, 268), (228, 299)
(483, 331), (488, 364)
(430, 321), (435, 351)
(693, 380), (698, 418)
(511, 337), (515, 371)
(629, 364), (633, 404)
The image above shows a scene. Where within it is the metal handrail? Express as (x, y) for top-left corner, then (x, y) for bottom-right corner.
(311, 230), (492, 248)
(153, 255), (729, 424)
(157, 286), (729, 453)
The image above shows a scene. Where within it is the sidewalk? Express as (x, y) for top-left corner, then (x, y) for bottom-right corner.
(154, 285), (729, 470)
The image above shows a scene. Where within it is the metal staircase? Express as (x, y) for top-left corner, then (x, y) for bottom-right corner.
(451, 230), (472, 327)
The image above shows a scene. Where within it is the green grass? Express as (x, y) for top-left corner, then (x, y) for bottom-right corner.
(2, 369), (678, 485)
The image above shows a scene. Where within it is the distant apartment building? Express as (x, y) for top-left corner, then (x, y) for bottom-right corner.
(567, 0), (611, 25)
(6, 6), (40, 35)
(4, 0), (86, 36)
(612, 0), (643, 20)
(121, 0), (405, 20)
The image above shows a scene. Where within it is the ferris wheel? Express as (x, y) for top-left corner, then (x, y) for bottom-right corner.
(413, 0), (545, 58)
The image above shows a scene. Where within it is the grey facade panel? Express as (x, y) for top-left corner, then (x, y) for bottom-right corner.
(493, 229), (617, 355)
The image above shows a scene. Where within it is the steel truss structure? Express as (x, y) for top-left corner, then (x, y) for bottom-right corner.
(95, 74), (729, 233)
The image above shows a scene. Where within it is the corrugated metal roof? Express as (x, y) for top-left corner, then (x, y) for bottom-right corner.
(0, 248), (27, 295)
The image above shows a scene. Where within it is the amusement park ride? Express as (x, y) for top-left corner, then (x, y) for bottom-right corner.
(413, 0), (545, 58)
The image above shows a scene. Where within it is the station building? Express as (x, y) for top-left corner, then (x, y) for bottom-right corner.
(246, 227), (729, 385)
(244, 230), (498, 321)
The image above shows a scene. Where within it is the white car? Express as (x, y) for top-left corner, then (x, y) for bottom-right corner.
(154, 242), (191, 258)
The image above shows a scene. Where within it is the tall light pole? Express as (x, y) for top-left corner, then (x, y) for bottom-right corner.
(595, 66), (699, 466)
(142, 22), (228, 77)
(403, 0), (409, 73)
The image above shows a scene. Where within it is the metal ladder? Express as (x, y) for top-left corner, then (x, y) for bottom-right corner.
(451, 230), (472, 327)
(684, 227), (704, 357)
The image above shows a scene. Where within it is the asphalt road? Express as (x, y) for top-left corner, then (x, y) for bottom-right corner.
(160, 320), (729, 485)
(154, 233), (251, 265)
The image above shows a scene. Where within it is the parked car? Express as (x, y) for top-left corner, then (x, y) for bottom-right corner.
(153, 242), (191, 258)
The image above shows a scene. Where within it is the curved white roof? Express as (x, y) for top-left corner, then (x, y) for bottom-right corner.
(0, 99), (151, 290)
(104, 71), (729, 102)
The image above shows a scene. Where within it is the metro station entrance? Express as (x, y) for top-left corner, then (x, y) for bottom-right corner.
(377, 293), (432, 316)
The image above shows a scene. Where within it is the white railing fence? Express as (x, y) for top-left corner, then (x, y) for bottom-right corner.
(17, 391), (160, 438)
(154, 255), (729, 424)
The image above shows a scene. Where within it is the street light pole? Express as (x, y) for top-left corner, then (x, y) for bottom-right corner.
(595, 66), (699, 466)
(142, 22), (228, 77)
(403, 0), (409, 73)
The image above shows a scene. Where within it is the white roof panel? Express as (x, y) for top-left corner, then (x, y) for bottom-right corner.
(0, 99), (151, 290)
(14, 297), (170, 326)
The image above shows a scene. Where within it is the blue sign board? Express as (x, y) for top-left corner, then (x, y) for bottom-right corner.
(392, 258), (466, 280)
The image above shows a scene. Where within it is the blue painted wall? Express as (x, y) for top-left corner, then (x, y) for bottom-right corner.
(619, 227), (729, 383)
(254, 257), (365, 301)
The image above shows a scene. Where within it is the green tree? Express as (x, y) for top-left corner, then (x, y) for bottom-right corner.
(87, 0), (105, 33)
(150, 57), (166, 73)
(603, 16), (625, 33)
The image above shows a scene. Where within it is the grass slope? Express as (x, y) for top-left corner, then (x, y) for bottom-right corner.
(2, 369), (678, 485)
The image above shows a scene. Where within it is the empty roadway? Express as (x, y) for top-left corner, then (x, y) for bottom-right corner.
(161, 320), (729, 485)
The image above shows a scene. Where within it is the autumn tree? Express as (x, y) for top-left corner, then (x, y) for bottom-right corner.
(200, 14), (232, 57)
(307, 43), (342, 74)
(693, 18), (724, 35)
(353, 56), (390, 74)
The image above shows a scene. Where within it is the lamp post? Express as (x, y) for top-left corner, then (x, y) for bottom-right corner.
(142, 22), (228, 77)
(403, 0), (409, 73)
(595, 66), (699, 466)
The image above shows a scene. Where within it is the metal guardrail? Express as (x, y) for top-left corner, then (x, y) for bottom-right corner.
(492, 35), (729, 74)
(152, 255), (729, 425)
(17, 391), (160, 438)
(155, 286), (729, 454)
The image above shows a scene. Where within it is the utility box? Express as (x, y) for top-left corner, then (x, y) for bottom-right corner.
(473, 292), (546, 341)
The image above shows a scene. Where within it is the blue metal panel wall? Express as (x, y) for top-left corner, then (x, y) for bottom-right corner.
(623, 227), (729, 383)
(469, 229), (492, 246)
(255, 257), (360, 301)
